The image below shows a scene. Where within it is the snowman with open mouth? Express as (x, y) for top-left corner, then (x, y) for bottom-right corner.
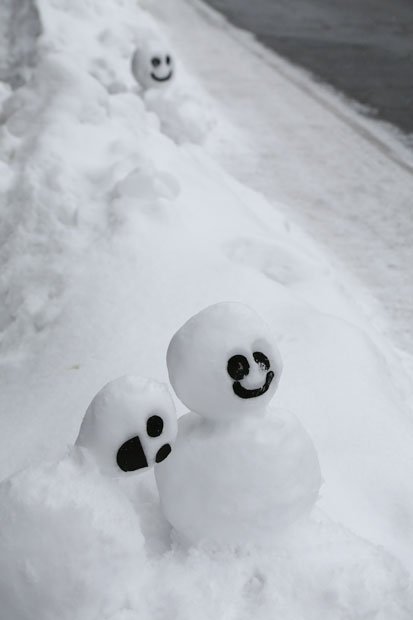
(155, 302), (322, 548)
(76, 375), (177, 477)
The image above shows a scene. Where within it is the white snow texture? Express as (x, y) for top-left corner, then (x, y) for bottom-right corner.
(0, 0), (412, 619)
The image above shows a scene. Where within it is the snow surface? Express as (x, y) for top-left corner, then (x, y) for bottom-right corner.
(153, 0), (413, 354)
(0, 450), (145, 620)
(0, 0), (412, 618)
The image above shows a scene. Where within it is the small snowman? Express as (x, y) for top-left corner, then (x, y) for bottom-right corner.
(76, 375), (177, 476)
(155, 302), (322, 547)
(0, 376), (177, 620)
(131, 40), (174, 91)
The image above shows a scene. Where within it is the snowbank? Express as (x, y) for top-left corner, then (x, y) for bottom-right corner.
(0, 0), (412, 617)
(0, 0), (220, 354)
(0, 451), (144, 620)
(1, 455), (412, 620)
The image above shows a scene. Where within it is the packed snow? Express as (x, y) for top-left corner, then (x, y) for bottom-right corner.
(0, 0), (412, 618)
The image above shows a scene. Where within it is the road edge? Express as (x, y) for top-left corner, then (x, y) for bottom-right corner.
(188, 0), (413, 176)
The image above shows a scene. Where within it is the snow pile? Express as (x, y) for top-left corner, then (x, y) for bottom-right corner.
(0, 0), (412, 617)
(0, 451), (144, 620)
(0, 0), (140, 350)
(0, 454), (411, 620)
(140, 512), (413, 620)
(0, 0), (212, 353)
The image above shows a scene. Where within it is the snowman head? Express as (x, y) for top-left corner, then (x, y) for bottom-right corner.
(76, 376), (177, 476)
(131, 41), (174, 90)
(167, 303), (283, 421)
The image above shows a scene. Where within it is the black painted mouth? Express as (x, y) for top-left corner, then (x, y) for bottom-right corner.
(117, 435), (148, 472)
(232, 371), (274, 399)
(151, 71), (173, 82)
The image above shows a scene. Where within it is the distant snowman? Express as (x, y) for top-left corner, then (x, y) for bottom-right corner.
(76, 375), (177, 477)
(155, 302), (322, 547)
(131, 40), (174, 91)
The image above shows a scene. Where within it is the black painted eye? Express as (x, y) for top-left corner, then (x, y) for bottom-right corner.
(147, 415), (164, 438)
(166, 55), (171, 65)
(117, 435), (148, 472)
(253, 351), (270, 371)
(151, 57), (161, 67)
(156, 444), (171, 463)
(227, 355), (250, 381)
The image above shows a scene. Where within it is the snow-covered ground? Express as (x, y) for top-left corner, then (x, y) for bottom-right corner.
(152, 0), (413, 355)
(0, 0), (412, 618)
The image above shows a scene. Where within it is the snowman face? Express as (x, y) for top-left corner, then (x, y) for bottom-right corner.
(131, 45), (174, 90)
(76, 376), (177, 477)
(149, 53), (173, 83)
(167, 303), (283, 420)
(227, 351), (274, 399)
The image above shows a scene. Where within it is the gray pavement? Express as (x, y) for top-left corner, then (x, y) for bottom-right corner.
(205, 0), (413, 135)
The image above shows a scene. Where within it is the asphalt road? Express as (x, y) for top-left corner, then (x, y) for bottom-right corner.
(205, 0), (413, 135)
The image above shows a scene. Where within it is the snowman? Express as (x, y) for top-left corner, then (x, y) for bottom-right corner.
(155, 302), (322, 547)
(0, 375), (178, 620)
(76, 375), (177, 477)
(131, 40), (175, 91)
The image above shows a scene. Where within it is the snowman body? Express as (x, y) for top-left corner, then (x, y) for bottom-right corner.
(155, 302), (322, 547)
(156, 407), (321, 547)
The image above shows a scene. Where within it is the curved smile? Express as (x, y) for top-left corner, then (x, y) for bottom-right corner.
(151, 71), (173, 82)
(232, 371), (274, 399)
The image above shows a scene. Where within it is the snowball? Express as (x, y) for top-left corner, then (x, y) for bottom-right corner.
(131, 39), (174, 91)
(166, 302), (283, 421)
(76, 375), (177, 477)
(156, 408), (321, 547)
(0, 452), (144, 620)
